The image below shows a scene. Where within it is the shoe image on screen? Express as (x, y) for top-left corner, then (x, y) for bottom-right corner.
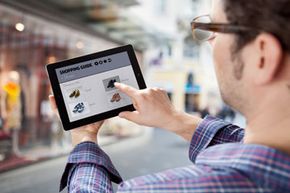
(72, 102), (85, 113)
(106, 91), (130, 108)
(68, 102), (91, 118)
(103, 76), (121, 92)
(69, 89), (81, 98)
(110, 93), (121, 102)
(66, 86), (83, 102)
(107, 79), (116, 89)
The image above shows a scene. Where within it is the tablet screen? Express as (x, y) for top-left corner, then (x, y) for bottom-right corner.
(55, 51), (139, 122)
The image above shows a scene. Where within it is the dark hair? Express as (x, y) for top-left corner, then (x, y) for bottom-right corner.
(223, 0), (290, 53)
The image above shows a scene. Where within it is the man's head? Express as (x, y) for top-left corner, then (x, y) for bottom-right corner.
(209, 0), (290, 117)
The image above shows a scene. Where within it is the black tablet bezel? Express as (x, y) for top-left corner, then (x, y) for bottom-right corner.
(46, 45), (146, 130)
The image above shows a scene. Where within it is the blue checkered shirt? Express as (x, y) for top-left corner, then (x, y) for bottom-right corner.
(60, 116), (290, 192)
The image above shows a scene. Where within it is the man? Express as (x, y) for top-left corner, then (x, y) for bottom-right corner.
(51, 0), (290, 192)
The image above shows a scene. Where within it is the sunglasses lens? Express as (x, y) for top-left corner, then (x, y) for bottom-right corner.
(193, 29), (213, 41)
(191, 15), (213, 41)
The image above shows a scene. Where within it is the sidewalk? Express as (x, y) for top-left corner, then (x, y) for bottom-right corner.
(0, 127), (153, 173)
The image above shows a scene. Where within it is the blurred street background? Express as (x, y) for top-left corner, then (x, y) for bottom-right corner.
(0, 0), (246, 192)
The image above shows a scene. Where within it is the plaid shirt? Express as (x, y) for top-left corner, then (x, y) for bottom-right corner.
(60, 116), (290, 192)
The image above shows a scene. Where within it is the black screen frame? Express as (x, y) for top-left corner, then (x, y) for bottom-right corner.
(46, 45), (146, 130)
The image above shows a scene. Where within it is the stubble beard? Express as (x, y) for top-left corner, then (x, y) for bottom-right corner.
(219, 50), (246, 114)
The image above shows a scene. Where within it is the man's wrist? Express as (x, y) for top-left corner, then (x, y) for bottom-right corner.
(71, 133), (97, 147)
(165, 111), (202, 141)
(162, 110), (183, 132)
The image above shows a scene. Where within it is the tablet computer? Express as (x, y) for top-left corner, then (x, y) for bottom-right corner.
(46, 45), (146, 130)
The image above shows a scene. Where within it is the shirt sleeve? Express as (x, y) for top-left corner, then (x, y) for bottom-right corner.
(116, 165), (258, 193)
(59, 116), (245, 193)
(59, 142), (122, 192)
(189, 116), (244, 162)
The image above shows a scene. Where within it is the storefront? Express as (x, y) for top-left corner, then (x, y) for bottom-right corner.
(0, 17), (76, 162)
(0, 4), (146, 165)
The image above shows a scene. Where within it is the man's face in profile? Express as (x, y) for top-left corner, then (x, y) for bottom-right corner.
(209, 0), (249, 113)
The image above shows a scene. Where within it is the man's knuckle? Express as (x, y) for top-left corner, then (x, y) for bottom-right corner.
(148, 88), (155, 94)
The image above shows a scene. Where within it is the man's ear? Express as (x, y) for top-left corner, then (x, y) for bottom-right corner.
(254, 33), (283, 85)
